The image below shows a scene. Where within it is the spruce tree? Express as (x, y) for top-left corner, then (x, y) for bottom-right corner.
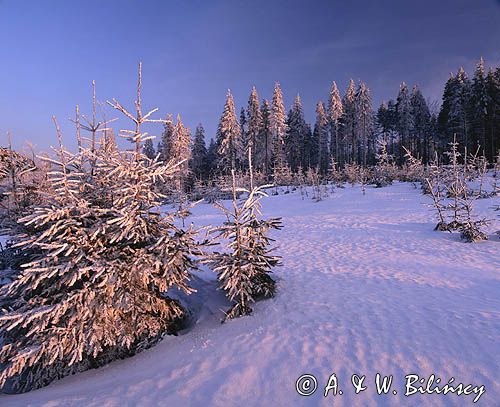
(354, 81), (374, 166)
(206, 138), (218, 177)
(450, 67), (472, 153)
(246, 86), (262, 169)
(160, 115), (175, 162)
(170, 115), (191, 192)
(386, 99), (398, 157)
(315, 101), (329, 174)
(240, 107), (247, 167)
(208, 169), (282, 321)
(486, 67), (500, 161)
(438, 72), (457, 153)
(285, 95), (307, 172)
(410, 85), (431, 163)
(143, 138), (156, 159)
(340, 79), (356, 164)
(396, 82), (414, 164)
(216, 90), (242, 174)
(258, 99), (273, 177)
(0, 65), (202, 392)
(327, 81), (343, 164)
(471, 57), (489, 159)
(190, 124), (208, 180)
(270, 82), (288, 169)
(376, 101), (390, 148)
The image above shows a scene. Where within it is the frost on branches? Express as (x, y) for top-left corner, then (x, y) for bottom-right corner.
(208, 168), (282, 322)
(0, 64), (203, 393)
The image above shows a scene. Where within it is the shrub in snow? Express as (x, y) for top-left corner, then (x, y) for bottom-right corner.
(491, 151), (499, 195)
(466, 148), (490, 198)
(372, 139), (395, 187)
(272, 164), (293, 190)
(456, 163), (488, 243)
(0, 65), (203, 393)
(208, 170), (282, 322)
(343, 163), (359, 185)
(402, 146), (425, 186)
(423, 138), (488, 241)
(424, 153), (450, 231)
(327, 158), (343, 186)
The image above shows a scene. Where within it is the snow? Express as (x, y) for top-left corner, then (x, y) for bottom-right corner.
(1, 182), (499, 406)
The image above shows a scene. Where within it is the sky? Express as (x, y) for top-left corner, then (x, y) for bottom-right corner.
(0, 0), (499, 152)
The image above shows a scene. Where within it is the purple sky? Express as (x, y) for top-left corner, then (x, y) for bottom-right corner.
(1, 0), (499, 152)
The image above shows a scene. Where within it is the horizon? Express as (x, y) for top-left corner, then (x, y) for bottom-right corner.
(1, 0), (499, 152)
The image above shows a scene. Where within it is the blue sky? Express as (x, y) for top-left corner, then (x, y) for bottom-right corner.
(0, 0), (499, 152)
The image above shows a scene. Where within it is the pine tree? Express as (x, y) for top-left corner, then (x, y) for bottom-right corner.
(270, 82), (288, 169)
(190, 124), (208, 180)
(327, 81), (343, 164)
(143, 138), (156, 159)
(315, 101), (329, 174)
(216, 90), (242, 174)
(246, 86), (262, 169)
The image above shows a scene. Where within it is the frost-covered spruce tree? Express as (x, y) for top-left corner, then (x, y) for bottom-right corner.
(491, 151), (500, 194)
(209, 156), (282, 321)
(458, 176), (488, 242)
(466, 148), (489, 198)
(258, 99), (273, 177)
(0, 137), (39, 226)
(143, 138), (156, 159)
(424, 152), (449, 231)
(285, 94), (306, 172)
(327, 157), (342, 185)
(443, 137), (463, 230)
(447, 142), (488, 242)
(341, 79), (356, 164)
(159, 115), (175, 162)
(0, 64), (202, 393)
(373, 139), (394, 187)
(190, 123), (208, 180)
(245, 87), (262, 169)
(170, 114), (191, 193)
(216, 90), (242, 173)
(402, 146), (425, 185)
(315, 101), (329, 175)
(353, 81), (373, 166)
(327, 81), (343, 164)
(270, 82), (288, 169)
(396, 82), (414, 163)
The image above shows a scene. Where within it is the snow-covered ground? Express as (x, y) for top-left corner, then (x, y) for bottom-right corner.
(1, 182), (499, 406)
